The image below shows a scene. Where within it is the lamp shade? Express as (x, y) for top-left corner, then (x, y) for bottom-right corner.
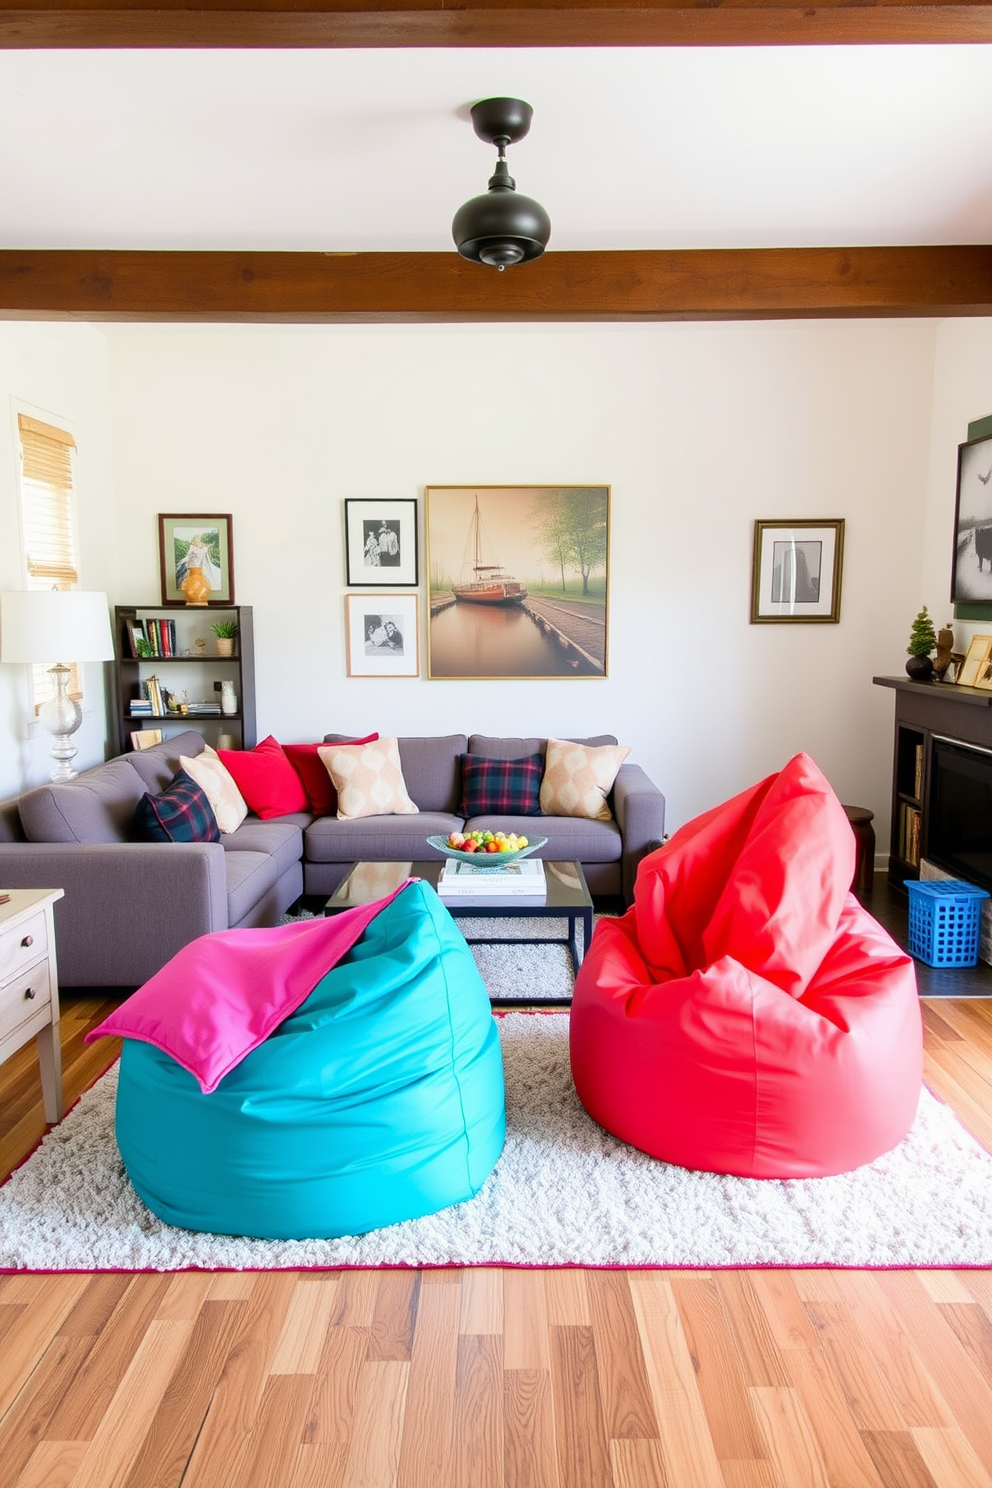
(0, 590), (114, 665)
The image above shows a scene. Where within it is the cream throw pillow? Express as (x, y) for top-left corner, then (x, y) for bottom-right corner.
(179, 746), (248, 835)
(539, 738), (631, 822)
(318, 736), (419, 820)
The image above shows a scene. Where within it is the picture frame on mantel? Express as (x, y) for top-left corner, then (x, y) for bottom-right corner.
(159, 514), (235, 606)
(951, 431), (992, 604)
(750, 519), (845, 624)
(345, 499), (418, 587)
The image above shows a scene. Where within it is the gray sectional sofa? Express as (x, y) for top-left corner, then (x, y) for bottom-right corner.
(0, 729), (664, 988)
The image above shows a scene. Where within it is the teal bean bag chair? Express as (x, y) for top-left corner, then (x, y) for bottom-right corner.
(111, 881), (506, 1239)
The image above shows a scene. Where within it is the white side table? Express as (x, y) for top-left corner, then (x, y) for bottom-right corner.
(0, 888), (64, 1124)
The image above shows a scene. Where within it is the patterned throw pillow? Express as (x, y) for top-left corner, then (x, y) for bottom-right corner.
(179, 746), (249, 834)
(318, 736), (419, 820)
(539, 738), (631, 822)
(133, 769), (221, 844)
(284, 733), (379, 816)
(459, 753), (545, 817)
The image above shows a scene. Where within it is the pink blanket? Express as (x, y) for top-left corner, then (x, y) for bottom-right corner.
(86, 886), (409, 1092)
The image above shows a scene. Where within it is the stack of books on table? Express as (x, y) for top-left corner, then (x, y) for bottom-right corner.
(438, 857), (547, 896)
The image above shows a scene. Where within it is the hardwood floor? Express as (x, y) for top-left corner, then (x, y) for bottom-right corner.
(1, 986), (991, 1488)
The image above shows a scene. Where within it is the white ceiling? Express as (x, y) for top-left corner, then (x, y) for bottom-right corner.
(3, 45), (992, 253)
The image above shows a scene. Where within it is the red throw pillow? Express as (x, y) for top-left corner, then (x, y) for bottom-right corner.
(283, 734), (379, 816)
(217, 736), (309, 820)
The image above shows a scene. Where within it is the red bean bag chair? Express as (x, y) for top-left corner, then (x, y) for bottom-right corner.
(570, 753), (923, 1178)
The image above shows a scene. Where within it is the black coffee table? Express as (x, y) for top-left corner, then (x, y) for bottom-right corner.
(324, 859), (594, 1004)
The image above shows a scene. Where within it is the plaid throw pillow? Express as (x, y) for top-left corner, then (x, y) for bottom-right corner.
(460, 753), (545, 818)
(134, 769), (221, 844)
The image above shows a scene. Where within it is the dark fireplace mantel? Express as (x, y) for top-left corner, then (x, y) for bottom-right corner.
(874, 675), (992, 886)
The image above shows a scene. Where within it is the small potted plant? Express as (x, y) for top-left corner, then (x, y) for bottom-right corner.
(906, 605), (937, 682)
(211, 619), (238, 657)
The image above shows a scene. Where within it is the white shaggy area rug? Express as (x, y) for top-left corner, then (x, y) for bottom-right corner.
(3, 1013), (992, 1271)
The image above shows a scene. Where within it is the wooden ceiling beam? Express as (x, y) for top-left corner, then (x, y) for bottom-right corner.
(3, 246), (991, 321)
(3, 0), (992, 47)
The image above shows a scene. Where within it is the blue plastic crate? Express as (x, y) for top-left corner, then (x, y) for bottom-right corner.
(904, 879), (989, 968)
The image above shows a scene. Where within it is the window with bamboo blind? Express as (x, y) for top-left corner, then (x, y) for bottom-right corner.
(16, 413), (82, 709)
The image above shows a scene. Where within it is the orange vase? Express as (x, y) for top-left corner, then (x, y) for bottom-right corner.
(181, 566), (210, 606)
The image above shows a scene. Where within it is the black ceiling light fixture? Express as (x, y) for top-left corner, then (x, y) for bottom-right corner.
(452, 97), (551, 271)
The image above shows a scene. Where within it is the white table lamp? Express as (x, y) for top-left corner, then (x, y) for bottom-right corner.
(1, 590), (114, 781)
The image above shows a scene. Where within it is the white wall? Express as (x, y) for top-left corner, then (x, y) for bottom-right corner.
(0, 324), (118, 799)
(104, 318), (938, 838)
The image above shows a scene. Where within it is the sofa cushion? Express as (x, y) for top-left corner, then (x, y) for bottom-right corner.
(464, 812), (623, 863)
(306, 811), (462, 864)
(539, 739), (631, 822)
(319, 737), (419, 820)
(217, 737), (309, 820)
(324, 733), (467, 814)
(180, 748), (249, 835)
(126, 730), (208, 793)
(460, 753), (545, 818)
(285, 734), (379, 816)
(222, 818), (306, 880)
(134, 769), (221, 844)
(19, 757), (149, 844)
(468, 734), (618, 759)
(223, 848), (285, 926)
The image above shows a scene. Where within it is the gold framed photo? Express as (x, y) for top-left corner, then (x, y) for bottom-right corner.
(750, 519), (844, 624)
(960, 633), (992, 689)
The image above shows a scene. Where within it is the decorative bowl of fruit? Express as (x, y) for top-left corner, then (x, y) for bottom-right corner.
(425, 830), (548, 870)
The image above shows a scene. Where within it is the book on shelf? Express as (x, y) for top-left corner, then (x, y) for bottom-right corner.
(186, 702), (221, 716)
(130, 728), (164, 750)
(438, 857), (547, 895)
(913, 741), (924, 799)
(898, 802), (921, 867)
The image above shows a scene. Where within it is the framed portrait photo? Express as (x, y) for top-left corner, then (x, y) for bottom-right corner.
(345, 593), (419, 678)
(345, 499), (418, 587)
(951, 432), (992, 603)
(750, 519), (845, 624)
(159, 514), (234, 606)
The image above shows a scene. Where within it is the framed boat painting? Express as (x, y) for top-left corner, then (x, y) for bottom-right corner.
(425, 485), (610, 680)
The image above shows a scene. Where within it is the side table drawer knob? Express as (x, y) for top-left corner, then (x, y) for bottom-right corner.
(24, 986), (37, 1000)
(21, 935), (33, 948)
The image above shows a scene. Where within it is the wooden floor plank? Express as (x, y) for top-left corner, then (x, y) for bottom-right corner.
(396, 1275), (460, 1488)
(586, 1271), (658, 1441)
(341, 1360), (410, 1488)
(68, 1317), (195, 1488)
(629, 1274), (725, 1488)
(749, 1385), (832, 1488)
(549, 1325), (612, 1488)
(117, 1300), (248, 1488)
(671, 1274), (767, 1464)
(505, 1368), (560, 1488)
(454, 1331), (503, 1488)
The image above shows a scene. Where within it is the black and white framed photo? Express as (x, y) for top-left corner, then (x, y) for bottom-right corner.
(345, 499), (418, 587)
(750, 519), (845, 624)
(951, 432), (992, 603)
(345, 594), (419, 677)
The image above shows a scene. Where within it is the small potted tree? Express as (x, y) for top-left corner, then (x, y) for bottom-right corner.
(211, 619), (238, 658)
(906, 605), (937, 681)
